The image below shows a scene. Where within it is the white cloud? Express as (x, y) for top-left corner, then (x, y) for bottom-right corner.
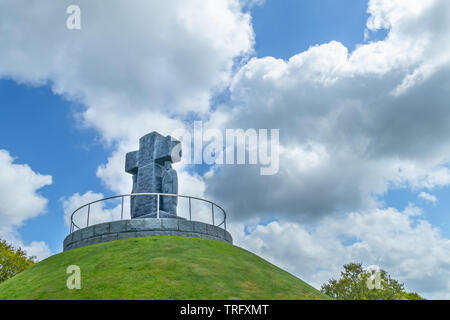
(0, 228), (51, 261)
(62, 191), (128, 229)
(22, 241), (52, 261)
(0, 0), (254, 142)
(206, 0), (450, 222)
(0, 149), (52, 260)
(205, 0), (450, 298)
(0, 0), (255, 210)
(240, 0), (265, 9)
(232, 205), (450, 299)
(418, 192), (438, 205)
(0, 150), (52, 227)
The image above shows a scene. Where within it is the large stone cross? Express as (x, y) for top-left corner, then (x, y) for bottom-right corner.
(125, 132), (182, 219)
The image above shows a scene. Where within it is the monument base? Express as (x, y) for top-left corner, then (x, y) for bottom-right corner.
(64, 218), (232, 251)
(136, 211), (186, 219)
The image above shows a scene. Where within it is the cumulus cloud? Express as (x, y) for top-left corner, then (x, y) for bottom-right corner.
(62, 191), (127, 229)
(0, 229), (51, 262)
(0, 150), (52, 227)
(0, 0), (256, 225)
(0, 0), (254, 142)
(0, 150), (52, 260)
(206, 0), (450, 222)
(418, 192), (438, 205)
(232, 205), (450, 299)
(0, 0), (256, 210)
(21, 241), (52, 261)
(240, 0), (265, 9)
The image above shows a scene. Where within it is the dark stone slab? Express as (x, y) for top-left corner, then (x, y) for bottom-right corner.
(81, 226), (94, 239)
(110, 220), (127, 233)
(94, 222), (110, 237)
(63, 218), (232, 251)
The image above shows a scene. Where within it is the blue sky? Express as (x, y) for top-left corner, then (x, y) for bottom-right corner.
(1, 0), (450, 298)
(252, 0), (369, 59)
(0, 80), (109, 252)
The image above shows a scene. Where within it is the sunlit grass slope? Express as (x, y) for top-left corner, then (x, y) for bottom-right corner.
(0, 236), (329, 300)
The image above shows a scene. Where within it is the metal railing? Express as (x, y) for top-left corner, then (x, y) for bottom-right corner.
(69, 193), (227, 233)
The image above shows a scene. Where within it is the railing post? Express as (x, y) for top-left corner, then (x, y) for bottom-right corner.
(87, 204), (91, 227)
(189, 197), (192, 221)
(212, 203), (215, 226)
(121, 196), (124, 220)
(157, 194), (160, 219)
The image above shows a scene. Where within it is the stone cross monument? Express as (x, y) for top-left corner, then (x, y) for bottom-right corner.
(63, 131), (234, 251)
(125, 132), (182, 219)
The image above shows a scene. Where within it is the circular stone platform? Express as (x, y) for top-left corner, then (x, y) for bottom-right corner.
(63, 218), (233, 251)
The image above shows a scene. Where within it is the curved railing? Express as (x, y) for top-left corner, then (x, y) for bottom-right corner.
(69, 193), (227, 233)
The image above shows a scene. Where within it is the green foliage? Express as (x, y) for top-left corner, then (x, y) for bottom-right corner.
(321, 263), (425, 300)
(0, 236), (330, 300)
(0, 239), (35, 284)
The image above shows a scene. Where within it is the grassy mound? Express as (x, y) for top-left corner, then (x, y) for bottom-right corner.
(0, 236), (329, 300)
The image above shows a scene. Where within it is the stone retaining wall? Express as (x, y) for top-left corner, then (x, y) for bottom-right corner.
(63, 218), (233, 251)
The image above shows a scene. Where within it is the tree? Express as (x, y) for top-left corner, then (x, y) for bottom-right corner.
(321, 263), (425, 300)
(0, 238), (35, 283)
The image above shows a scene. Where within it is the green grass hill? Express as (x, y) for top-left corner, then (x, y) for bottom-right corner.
(0, 236), (329, 300)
